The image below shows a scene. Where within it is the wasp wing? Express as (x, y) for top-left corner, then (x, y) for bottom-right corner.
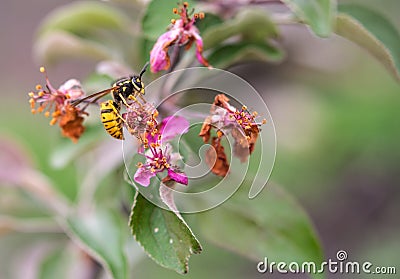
(71, 86), (119, 106)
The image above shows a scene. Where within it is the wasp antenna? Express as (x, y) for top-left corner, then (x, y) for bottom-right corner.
(140, 62), (149, 78)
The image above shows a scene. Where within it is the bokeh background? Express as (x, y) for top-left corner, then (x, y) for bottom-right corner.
(1, 0), (399, 278)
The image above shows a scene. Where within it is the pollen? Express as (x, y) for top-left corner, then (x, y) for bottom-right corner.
(242, 105), (247, 111)
(137, 162), (143, 168)
(173, 7), (178, 14)
(39, 66), (45, 73)
(50, 118), (57, 126)
(199, 12), (205, 19)
(171, 19), (176, 24)
(28, 92), (34, 97)
(252, 111), (258, 117)
(44, 111), (50, 118)
(38, 91), (44, 97)
(52, 111), (61, 117)
(31, 109), (36, 114)
(217, 130), (223, 138)
(183, 2), (188, 7)
(36, 84), (42, 90)
(262, 119), (267, 124)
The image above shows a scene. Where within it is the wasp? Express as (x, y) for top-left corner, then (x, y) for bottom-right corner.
(72, 62), (149, 140)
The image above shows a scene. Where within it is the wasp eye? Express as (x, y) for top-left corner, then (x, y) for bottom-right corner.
(131, 77), (142, 87)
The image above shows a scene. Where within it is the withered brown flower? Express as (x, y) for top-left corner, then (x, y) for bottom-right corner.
(206, 137), (230, 177)
(28, 67), (88, 142)
(200, 94), (266, 175)
(58, 105), (86, 143)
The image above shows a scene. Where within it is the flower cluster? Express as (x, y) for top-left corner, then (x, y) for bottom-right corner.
(132, 115), (190, 187)
(199, 94), (266, 176)
(150, 2), (209, 73)
(123, 100), (159, 143)
(28, 67), (87, 142)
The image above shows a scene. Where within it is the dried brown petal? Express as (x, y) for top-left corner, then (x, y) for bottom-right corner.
(199, 116), (212, 143)
(59, 105), (85, 143)
(206, 137), (229, 177)
(162, 175), (175, 187)
(247, 124), (259, 154)
(231, 128), (250, 163)
(212, 94), (230, 110)
(231, 124), (259, 162)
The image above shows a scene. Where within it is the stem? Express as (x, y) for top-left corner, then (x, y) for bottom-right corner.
(0, 215), (63, 234)
(20, 170), (70, 217)
(271, 12), (301, 25)
(249, 0), (283, 4)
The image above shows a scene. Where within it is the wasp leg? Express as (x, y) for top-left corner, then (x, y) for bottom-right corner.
(119, 93), (132, 108)
(109, 103), (127, 123)
(126, 93), (144, 109)
(139, 94), (147, 104)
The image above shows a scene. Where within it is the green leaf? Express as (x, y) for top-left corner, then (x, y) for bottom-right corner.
(129, 192), (202, 274)
(0, 233), (67, 279)
(208, 41), (285, 68)
(281, 0), (335, 37)
(336, 4), (400, 81)
(66, 209), (128, 279)
(50, 128), (104, 169)
(197, 183), (324, 279)
(38, 243), (92, 279)
(195, 13), (223, 34)
(33, 31), (113, 65)
(202, 9), (278, 50)
(142, 0), (195, 40)
(37, 1), (131, 37)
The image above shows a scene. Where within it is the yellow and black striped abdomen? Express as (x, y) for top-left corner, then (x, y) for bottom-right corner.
(100, 100), (124, 140)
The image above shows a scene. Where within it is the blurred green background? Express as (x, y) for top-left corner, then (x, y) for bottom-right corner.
(1, 0), (399, 278)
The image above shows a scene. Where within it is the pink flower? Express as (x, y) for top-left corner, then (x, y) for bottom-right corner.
(149, 2), (209, 73)
(134, 115), (190, 187)
(147, 115), (189, 144)
(134, 143), (188, 187)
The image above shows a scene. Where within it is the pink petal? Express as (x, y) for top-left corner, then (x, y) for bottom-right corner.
(167, 169), (188, 185)
(160, 116), (189, 142)
(134, 167), (156, 187)
(191, 28), (209, 67)
(58, 79), (85, 100)
(147, 116), (189, 144)
(150, 29), (180, 73)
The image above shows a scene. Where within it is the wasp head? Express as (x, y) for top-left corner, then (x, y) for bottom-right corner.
(131, 62), (149, 95)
